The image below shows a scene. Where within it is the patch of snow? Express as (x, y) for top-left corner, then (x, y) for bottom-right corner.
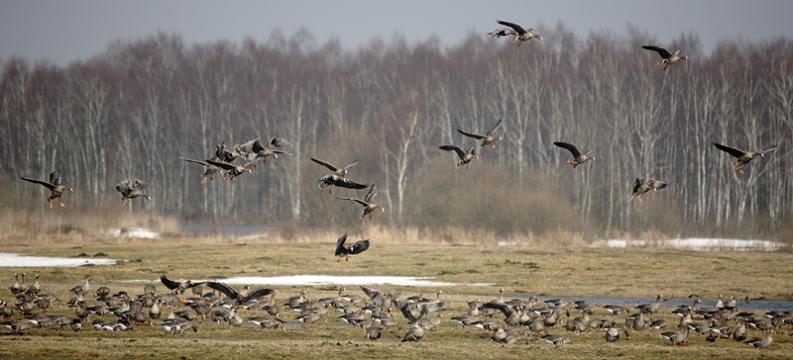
(109, 228), (159, 239)
(126, 275), (493, 287)
(0, 253), (118, 267)
(595, 238), (783, 251)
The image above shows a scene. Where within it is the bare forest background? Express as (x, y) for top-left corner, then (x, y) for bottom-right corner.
(2, 25), (792, 240)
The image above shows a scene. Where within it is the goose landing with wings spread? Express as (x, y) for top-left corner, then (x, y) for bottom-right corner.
(457, 119), (504, 150)
(19, 171), (73, 208)
(310, 157), (368, 193)
(335, 233), (370, 262)
(336, 185), (383, 223)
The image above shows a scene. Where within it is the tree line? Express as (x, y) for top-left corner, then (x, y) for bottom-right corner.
(2, 26), (791, 238)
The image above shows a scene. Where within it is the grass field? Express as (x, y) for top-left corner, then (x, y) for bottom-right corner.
(1, 234), (792, 359)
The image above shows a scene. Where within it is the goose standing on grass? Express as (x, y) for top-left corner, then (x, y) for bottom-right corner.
(630, 178), (667, 202)
(540, 334), (569, 347)
(401, 323), (425, 342)
(179, 157), (221, 185)
(310, 157), (368, 193)
(335, 233), (370, 262)
(712, 143), (777, 176)
(19, 171), (73, 208)
(439, 145), (478, 168)
(336, 185), (383, 223)
(489, 20), (542, 46)
(745, 330), (774, 349)
(205, 159), (255, 181)
(553, 142), (594, 168)
(115, 179), (150, 207)
(457, 119), (504, 149)
(642, 45), (689, 72)
(661, 324), (689, 346)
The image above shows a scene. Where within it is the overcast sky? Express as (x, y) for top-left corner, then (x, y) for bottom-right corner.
(1, 0), (792, 65)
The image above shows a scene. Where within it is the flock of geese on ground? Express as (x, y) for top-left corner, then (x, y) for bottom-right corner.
(9, 19), (785, 350)
(1, 273), (789, 350)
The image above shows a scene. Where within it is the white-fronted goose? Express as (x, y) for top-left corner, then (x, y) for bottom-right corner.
(115, 179), (150, 206)
(642, 45), (689, 72)
(334, 233), (370, 262)
(401, 323), (424, 342)
(637, 294), (663, 314)
(540, 334), (569, 347)
(212, 141), (239, 163)
(205, 159), (254, 181)
(206, 282), (274, 306)
(19, 171), (73, 208)
(439, 145), (478, 168)
(745, 330), (774, 349)
(311, 157), (367, 193)
(336, 185), (383, 223)
(160, 276), (205, 294)
(553, 142), (594, 168)
(661, 324), (689, 346)
(631, 179), (667, 202)
(489, 20), (542, 46)
(491, 327), (520, 344)
(179, 157), (221, 185)
(713, 143), (777, 176)
(235, 137), (290, 162)
(458, 119), (504, 149)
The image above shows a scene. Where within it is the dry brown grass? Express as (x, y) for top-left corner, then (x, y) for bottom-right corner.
(0, 234), (792, 359)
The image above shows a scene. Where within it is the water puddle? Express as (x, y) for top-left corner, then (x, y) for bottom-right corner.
(109, 228), (159, 239)
(594, 238), (784, 251)
(0, 253), (119, 267)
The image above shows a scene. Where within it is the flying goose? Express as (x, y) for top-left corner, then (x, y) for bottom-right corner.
(159, 276), (205, 294)
(179, 157), (221, 185)
(206, 282), (274, 305)
(311, 157), (359, 177)
(630, 178), (667, 202)
(713, 143), (777, 176)
(115, 179), (151, 206)
(457, 119), (504, 149)
(212, 141), (239, 163)
(235, 137), (289, 162)
(205, 159), (255, 181)
(335, 233), (371, 262)
(642, 45), (689, 71)
(489, 20), (542, 46)
(311, 157), (368, 193)
(336, 185), (383, 223)
(439, 145), (478, 168)
(553, 142), (594, 168)
(19, 171), (73, 208)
